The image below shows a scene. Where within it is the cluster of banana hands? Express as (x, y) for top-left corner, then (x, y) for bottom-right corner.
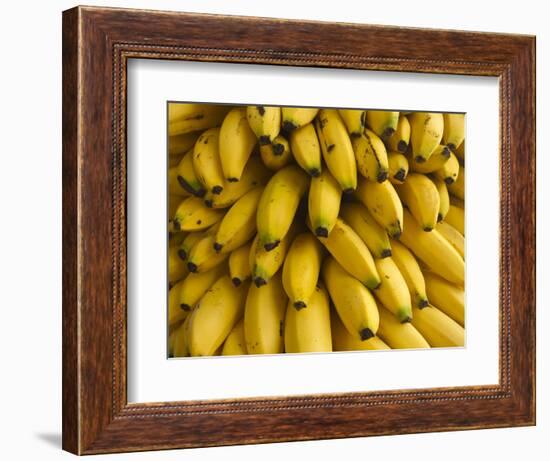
(167, 103), (466, 358)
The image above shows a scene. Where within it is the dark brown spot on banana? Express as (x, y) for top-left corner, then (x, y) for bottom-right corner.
(264, 240), (280, 251)
(380, 249), (392, 258)
(231, 277), (242, 287)
(211, 185), (223, 195)
(187, 262), (198, 272)
(294, 301), (306, 310)
(393, 168), (406, 182)
(272, 143), (285, 156)
(282, 121), (298, 133)
(397, 140), (408, 153)
(259, 135), (271, 146)
(360, 328), (375, 341)
(213, 242), (223, 252)
(256, 106), (265, 116)
(327, 144), (335, 152)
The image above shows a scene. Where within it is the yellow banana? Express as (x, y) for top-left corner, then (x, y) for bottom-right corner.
(172, 315), (192, 357)
(284, 284), (332, 353)
(186, 233), (229, 273)
(338, 109), (366, 136)
(331, 311), (390, 351)
(192, 127), (225, 195)
(256, 165), (309, 251)
(168, 166), (190, 197)
(282, 233), (324, 309)
(322, 257), (380, 340)
(187, 275), (249, 356)
(387, 151), (409, 185)
(399, 210), (464, 285)
(173, 196), (224, 232)
(442, 113), (465, 151)
(169, 131), (201, 156)
(213, 186), (263, 253)
(229, 242), (253, 287)
(222, 319), (247, 356)
(219, 107), (257, 182)
(315, 109), (357, 193)
(289, 123), (322, 177)
(391, 240), (428, 308)
(168, 279), (188, 326)
(259, 136), (292, 171)
(377, 305), (429, 349)
(408, 112), (444, 162)
(445, 205), (464, 235)
(436, 221), (464, 259)
(340, 202), (392, 259)
(396, 172), (440, 231)
(447, 164), (465, 200)
(308, 168), (342, 237)
(386, 114), (411, 153)
(352, 129), (389, 182)
(410, 305), (464, 347)
(431, 177), (450, 222)
(316, 217), (380, 289)
(366, 111), (399, 139)
(244, 271), (287, 354)
(168, 194), (185, 221)
(281, 107), (319, 132)
(409, 145), (451, 174)
(179, 264), (226, 311)
(168, 103), (228, 136)
(176, 148), (206, 197)
(434, 151), (460, 184)
(168, 247), (189, 285)
(423, 272), (464, 326)
(355, 177), (403, 238)
(372, 257), (412, 322)
(178, 229), (208, 260)
(246, 105), (281, 145)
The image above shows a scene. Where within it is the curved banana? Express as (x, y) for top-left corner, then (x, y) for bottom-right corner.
(409, 145), (451, 174)
(322, 257), (380, 340)
(179, 264), (226, 311)
(178, 229), (208, 260)
(434, 151), (460, 184)
(331, 312), (390, 351)
(340, 202), (392, 259)
(377, 305), (430, 349)
(372, 257), (412, 323)
(168, 247), (189, 285)
(308, 168), (342, 237)
(387, 151), (409, 185)
(173, 196), (224, 232)
(187, 275), (249, 356)
(213, 186), (263, 253)
(442, 113), (465, 151)
(436, 221), (464, 259)
(445, 205), (464, 235)
(423, 272), (464, 326)
(169, 131), (201, 157)
(410, 305), (464, 347)
(168, 194), (185, 222)
(355, 177), (403, 238)
(192, 127), (225, 195)
(244, 271), (287, 354)
(447, 164), (465, 200)
(172, 315), (192, 357)
(338, 109), (366, 136)
(386, 114), (411, 153)
(219, 107), (257, 182)
(186, 233), (229, 273)
(399, 210), (464, 285)
(168, 279), (187, 327)
(389, 239), (429, 308)
(284, 284), (332, 353)
(289, 123), (322, 177)
(259, 136), (292, 171)
(352, 129), (389, 182)
(281, 107), (319, 132)
(229, 241), (253, 287)
(282, 233), (324, 309)
(396, 173), (440, 231)
(408, 112), (444, 162)
(256, 165), (309, 251)
(431, 177), (450, 222)
(366, 111), (399, 139)
(315, 109), (357, 193)
(168, 103), (228, 136)
(176, 148), (206, 197)
(222, 319), (247, 356)
(246, 106), (281, 145)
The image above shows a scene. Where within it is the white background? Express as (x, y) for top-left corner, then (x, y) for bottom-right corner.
(0, 1), (546, 460)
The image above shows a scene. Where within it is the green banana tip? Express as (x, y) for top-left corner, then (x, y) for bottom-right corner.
(398, 308), (413, 323)
(360, 328), (375, 341)
(368, 279), (382, 290)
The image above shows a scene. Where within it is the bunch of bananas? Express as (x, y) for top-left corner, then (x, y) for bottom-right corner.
(167, 104), (466, 357)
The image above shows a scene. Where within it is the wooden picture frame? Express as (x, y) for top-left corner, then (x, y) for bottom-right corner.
(62, 5), (536, 455)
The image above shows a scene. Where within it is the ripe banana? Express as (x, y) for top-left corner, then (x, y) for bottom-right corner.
(423, 272), (464, 326)
(377, 305), (430, 349)
(340, 202), (392, 259)
(386, 114), (411, 153)
(366, 111), (399, 139)
(176, 148), (206, 197)
(442, 113), (465, 151)
(408, 112), (444, 162)
(178, 228), (209, 260)
(169, 131), (201, 156)
(186, 233), (229, 273)
(247, 105), (281, 145)
(213, 186), (263, 253)
(244, 271), (287, 354)
(179, 264), (226, 311)
(445, 205), (464, 235)
(396, 172), (440, 231)
(173, 196), (224, 232)
(431, 176), (450, 222)
(315, 109), (357, 193)
(331, 311), (390, 351)
(229, 241), (253, 287)
(256, 165), (309, 251)
(436, 221), (464, 259)
(434, 151), (460, 185)
(168, 103), (228, 136)
(322, 257), (380, 340)
(352, 129), (389, 182)
(390, 239), (429, 308)
(192, 127), (225, 195)
(355, 177), (403, 238)
(447, 164), (465, 200)
(409, 145), (451, 174)
(187, 275), (249, 356)
(372, 257), (412, 323)
(219, 107), (257, 182)
(259, 135), (292, 171)
(282, 233), (324, 309)
(338, 109), (366, 136)
(284, 284), (332, 353)
(281, 107), (319, 132)
(316, 217), (380, 289)
(410, 305), (464, 347)
(168, 246), (189, 284)
(308, 168), (342, 237)
(289, 123), (322, 177)
(399, 210), (464, 285)
(172, 315), (191, 357)
(168, 279), (188, 326)
(222, 319), (247, 356)
(168, 194), (185, 222)
(387, 151), (409, 185)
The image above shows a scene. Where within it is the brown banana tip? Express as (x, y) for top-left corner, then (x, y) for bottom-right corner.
(282, 121), (297, 133)
(315, 226), (329, 238)
(211, 185), (223, 195)
(380, 249), (392, 258)
(172, 219), (181, 231)
(293, 301), (307, 310)
(272, 143), (285, 156)
(392, 229), (402, 239)
(419, 299), (429, 308)
(377, 171), (389, 183)
(444, 177), (455, 185)
(397, 141), (408, 153)
(423, 226), (434, 232)
(447, 143), (456, 152)
(187, 262), (198, 273)
(400, 315), (413, 324)
(254, 277), (267, 288)
(382, 127), (395, 139)
(393, 168), (406, 182)
(360, 328), (375, 341)
(442, 146), (452, 158)
(180, 304), (191, 312)
(414, 155), (426, 163)
(213, 242), (223, 252)
(231, 277), (242, 287)
(264, 240), (280, 252)
(342, 187), (355, 194)
(177, 249), (187, 261)
(309, 168), (321, 178)
(437, 213), (443, 222)
(227, 177), (239, 183)
(204, 199), (213, 208)
(258, 135), (271, 146)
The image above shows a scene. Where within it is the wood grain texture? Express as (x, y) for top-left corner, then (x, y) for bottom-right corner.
(62, 5), (536, 455)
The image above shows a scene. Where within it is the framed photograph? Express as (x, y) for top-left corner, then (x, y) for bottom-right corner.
(62, 5), (535, 455)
